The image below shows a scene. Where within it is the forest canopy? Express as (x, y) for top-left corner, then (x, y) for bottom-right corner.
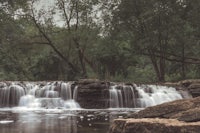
(0, 0), (200, 82)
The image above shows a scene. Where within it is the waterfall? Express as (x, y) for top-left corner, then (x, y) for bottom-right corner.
(61, 82), (72, 100)
(109, 84), (183, 108)
(0, 81), (80, 109)
(109, 86), (120, 108)
(0, 81), (187, 109)
(0, 83), (26, 107)
(136, 85), (183, 108)
(109, 85), (137, 108)
(73, 86), (78, 100)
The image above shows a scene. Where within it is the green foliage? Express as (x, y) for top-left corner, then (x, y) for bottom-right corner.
(0, 0), (200, 82)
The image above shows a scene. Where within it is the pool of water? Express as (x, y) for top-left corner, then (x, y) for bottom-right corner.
(0, 108), (141, 133)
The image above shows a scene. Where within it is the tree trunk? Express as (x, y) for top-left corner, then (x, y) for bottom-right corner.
(148, 49), (161, 81)
(73, 38), (87, 78)
(181, 43), (186, 79)
(158, 14), (165, 82)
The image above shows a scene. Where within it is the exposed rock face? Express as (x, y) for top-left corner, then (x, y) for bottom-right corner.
(110, 96), (200, 133)
(76, 79), (110, 109)
(129, 96), (200, 122)
(110, 118), (200, 133)
(188, 84), (200, 97)
(178, 79), (200, 97)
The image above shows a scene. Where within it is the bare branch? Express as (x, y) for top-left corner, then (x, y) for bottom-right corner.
(28, 2), (79, 73)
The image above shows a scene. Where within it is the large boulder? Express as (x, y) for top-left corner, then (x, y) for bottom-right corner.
(110, 118), (200, 133)
(171, 107), (200, 122)
(110, 97), (200, 133)
(129, 96), (200, 122)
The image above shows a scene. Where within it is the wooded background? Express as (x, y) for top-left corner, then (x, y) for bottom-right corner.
(0, 0), (200, 82)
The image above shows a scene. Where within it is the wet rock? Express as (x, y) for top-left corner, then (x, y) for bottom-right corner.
(76, 89), (110, 109)
(109, 118), (200, 133)
(76, 80), (110, 108)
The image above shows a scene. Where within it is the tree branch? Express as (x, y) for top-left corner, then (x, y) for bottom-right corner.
(28, 4), (79, 73)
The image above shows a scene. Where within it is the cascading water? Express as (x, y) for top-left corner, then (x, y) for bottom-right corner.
(109, 85), (136, 108)
(136, 85), (183, 108)
(0, 81), (192, 133)
(0, 83), (25, 107)
(109, 86), (120, 108)
(0, 81), (188, 109)
(61, 82), (72, 100)
(109, 84), (184, 108)
(0, 81), (80, 109)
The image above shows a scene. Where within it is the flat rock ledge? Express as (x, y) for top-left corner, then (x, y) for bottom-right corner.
(110, 96), (200, 133)
(129, 96), (200, 122)
(109, 118), (200, 133)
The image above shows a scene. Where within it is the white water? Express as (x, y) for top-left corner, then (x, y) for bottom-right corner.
(0, 81), (80, 109)
(109, 84), (183, 108)
(0, 81), (186, 109)
(0, 83), (25, 107)
(61, 82), (72, 100)
(136, 85), (183, 107)
(109, 86), (121, 108)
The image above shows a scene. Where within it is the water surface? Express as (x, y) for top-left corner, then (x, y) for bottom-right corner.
(0, 108), (141, 133)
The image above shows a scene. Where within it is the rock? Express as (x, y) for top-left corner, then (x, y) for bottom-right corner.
(188, 84), (200, 89)
(178, 79), (200, 87)
(112, 97), (200, 133)
(78, 79), (101, 84)
(171, 108), (200, 122)
(109, 118), (200, 133)
(129, 98), (194, 119)
(178, 90), (193, 99)
(162, 79), (200, 98)
(130, 97), (200, 120)
(188, 83), (200, 97)
(76, 89), (110, 109)
(76, 80), (110, 108)
(163, 82), (179, 87)
(78, 82), (109, 90)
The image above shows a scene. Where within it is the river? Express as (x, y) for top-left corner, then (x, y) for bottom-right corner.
(0, 108), (140, 133)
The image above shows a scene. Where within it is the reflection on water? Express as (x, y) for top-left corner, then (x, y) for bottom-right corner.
(0, 108), (140, 133)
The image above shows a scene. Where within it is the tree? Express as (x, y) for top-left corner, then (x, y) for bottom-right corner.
(109, 0), (200, 82)
(23, 0), (103, 79)
(0, 0), (32, 80)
